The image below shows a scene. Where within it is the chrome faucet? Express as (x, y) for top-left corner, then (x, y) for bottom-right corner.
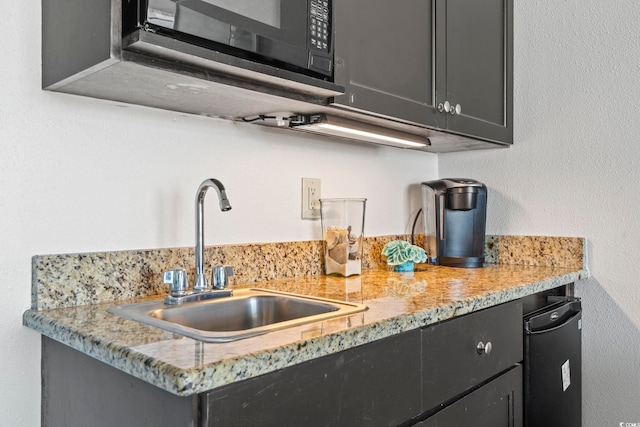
(194, 178), (232, 292)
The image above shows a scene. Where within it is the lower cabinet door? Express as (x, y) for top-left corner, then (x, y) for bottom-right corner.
(199, 329), (422, 426)
(418, 364), (522, 427)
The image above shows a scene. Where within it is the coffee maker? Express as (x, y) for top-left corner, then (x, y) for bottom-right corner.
(421, 179), (487, 268)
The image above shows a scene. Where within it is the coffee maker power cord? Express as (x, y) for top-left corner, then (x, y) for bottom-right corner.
(411, 208), (423, 246)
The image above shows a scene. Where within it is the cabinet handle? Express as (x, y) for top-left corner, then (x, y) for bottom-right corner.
(450, 103), (462, 116)
(438, 101), (451, 113)
(476, 341), (492, 355)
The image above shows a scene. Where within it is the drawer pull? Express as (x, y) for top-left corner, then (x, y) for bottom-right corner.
(476, 341), (492, 355)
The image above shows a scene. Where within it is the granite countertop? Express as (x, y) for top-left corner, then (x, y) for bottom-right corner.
(23, 262), (587, 397)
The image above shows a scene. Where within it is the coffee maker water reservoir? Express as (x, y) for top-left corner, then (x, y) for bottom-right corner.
(421, 179), (487, 267)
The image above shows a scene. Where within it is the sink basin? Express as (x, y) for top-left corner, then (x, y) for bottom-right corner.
(108, 288), (367, 342)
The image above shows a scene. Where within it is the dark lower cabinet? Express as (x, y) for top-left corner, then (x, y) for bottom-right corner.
(417, 365), (523, 427)
(42, 330), (423, 427)
(200, 329), (422, 426)
(421, 300), (523, 411)
(41, 301), (525, 427)
(411, 301), (523, 427)
(42, 338), (197, 427)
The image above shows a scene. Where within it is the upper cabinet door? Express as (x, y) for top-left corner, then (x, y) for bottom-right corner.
(439, 0), (513, 143)
(332, 0), (444, 127)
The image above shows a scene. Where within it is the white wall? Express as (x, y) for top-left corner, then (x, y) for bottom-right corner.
(1, 3), (437, 426)
(440, 1), (640, 425)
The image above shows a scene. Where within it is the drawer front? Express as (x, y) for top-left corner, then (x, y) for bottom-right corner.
(422, 300), (523, 411)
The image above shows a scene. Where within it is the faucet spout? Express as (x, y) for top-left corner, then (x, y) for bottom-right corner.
(194, 178), (232, 292)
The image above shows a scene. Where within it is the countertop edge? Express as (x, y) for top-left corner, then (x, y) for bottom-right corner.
(23, 268), (588, 396)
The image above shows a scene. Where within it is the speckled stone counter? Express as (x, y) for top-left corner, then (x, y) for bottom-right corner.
(24, 235), (588, 396)
(30, 234), (585, 310)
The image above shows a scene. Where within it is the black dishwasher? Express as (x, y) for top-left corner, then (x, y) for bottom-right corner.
(523, 297), (582, 427)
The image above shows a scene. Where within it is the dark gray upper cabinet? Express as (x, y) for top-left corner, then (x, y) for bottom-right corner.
(437, 0), (513, 144)
(40, 0), (512, 152)
(333, 0), (513, 145)
(333, 0), (444, 128)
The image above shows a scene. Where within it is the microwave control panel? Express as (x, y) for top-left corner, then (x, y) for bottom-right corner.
(309, 0), (330, 52)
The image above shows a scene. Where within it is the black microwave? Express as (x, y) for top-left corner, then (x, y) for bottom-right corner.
(135, 0), (334, 79)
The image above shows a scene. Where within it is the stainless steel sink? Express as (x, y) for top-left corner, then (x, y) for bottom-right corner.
(108, 288), (367, 342)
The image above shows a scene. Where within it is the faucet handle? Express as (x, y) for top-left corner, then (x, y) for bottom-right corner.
(163, 268), (190, 297)
(212, 265), (234, 290)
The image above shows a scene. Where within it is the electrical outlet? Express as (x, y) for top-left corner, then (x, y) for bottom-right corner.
(302, 178), (321, 219)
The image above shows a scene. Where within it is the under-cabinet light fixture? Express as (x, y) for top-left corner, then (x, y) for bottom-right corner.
(289, 114), (430, 148)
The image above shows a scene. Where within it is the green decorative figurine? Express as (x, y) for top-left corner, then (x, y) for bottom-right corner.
(382, 240), (427, 272)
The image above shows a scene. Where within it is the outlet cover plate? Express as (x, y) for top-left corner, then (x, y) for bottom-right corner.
(302, 178), (321, 219)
